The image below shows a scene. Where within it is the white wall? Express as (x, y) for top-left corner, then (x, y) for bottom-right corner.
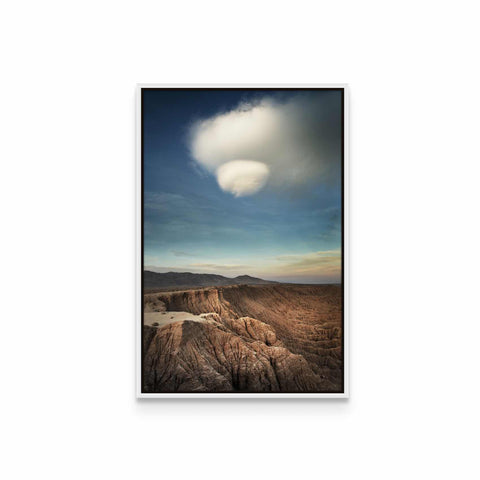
(1, 1), (479, 479)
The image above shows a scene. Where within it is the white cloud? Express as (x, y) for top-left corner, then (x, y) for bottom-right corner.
(189, 92), (341, 196)
(216, 160), (269, 197)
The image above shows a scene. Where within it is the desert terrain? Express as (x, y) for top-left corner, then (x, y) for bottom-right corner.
(142, 275), (343, 393)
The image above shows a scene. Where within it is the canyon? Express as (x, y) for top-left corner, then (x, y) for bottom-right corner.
(142, 283), (343, 393)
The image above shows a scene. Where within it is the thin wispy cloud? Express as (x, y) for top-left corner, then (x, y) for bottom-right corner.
(188, 263), (251, 271)
(274, 250), (341, 276)
(145, 249), (341, 283)
(171, 250), (194, 257)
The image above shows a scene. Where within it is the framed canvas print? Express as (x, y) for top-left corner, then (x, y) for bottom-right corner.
(136, 85), (348, 397)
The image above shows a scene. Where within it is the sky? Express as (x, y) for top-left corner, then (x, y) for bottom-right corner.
(143, 89), (343, 283)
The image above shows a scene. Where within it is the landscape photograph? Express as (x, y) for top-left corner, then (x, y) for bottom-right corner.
(140, 87), (345, 394)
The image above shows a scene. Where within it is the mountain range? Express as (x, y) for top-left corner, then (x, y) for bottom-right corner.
(144, 270), (277, 289)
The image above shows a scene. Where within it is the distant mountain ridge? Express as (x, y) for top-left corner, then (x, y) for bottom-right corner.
(144, 271), (277, 289)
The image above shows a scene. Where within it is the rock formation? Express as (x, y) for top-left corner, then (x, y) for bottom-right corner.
(142, 284), (343, 393)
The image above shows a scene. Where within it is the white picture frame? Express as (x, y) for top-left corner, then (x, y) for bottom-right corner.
(136, 84), (349, 398)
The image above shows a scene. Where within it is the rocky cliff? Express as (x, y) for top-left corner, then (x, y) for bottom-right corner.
(142, 284), (343, 393)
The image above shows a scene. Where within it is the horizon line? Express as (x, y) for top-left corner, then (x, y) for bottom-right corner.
(143, 268), (341, 285)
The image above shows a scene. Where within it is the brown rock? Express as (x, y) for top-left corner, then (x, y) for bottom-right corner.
(142, 284), (343, 393)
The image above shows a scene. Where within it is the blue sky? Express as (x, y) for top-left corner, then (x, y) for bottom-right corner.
(143, 89), (342, 283)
